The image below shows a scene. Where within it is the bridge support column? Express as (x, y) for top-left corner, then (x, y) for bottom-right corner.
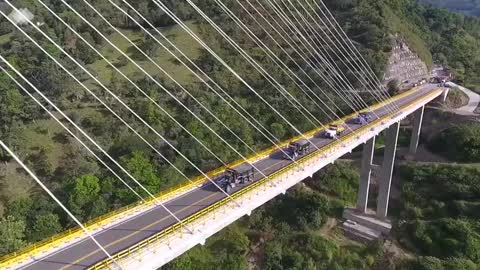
(409, 106), (424, 155)
(441, 88), (449, 102)
(376, 122), (400, 219)
(356, 137), (375, 213)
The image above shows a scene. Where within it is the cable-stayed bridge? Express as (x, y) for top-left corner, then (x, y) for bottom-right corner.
(0, 86), (447, 270)
(0, 0), (449, 269)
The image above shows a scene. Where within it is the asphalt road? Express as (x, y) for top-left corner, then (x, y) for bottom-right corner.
(445, 82), (480, 113)
(19, 85), (439, 270)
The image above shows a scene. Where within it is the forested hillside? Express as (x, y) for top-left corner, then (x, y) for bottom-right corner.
(328, 0), (480, 89)
(419, 0), (480, 16)
(1, 0), (480, 268)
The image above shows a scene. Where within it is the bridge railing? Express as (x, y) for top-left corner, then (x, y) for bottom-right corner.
(0, 87), (423, 269)
(89, 88), (443, 270)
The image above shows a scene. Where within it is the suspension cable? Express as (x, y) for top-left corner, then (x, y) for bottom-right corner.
(64, 0), (302, 186)
(0, 38), (192, 233)
(110, 0), (316, 164)
(151, 0), (325, 151)
(296, 0), (398, 111)
(312, 1), (398, 109)
(0, 59), (145, 204)
(37, 0), (230, 172)
(0, 139), (123, 270)
(209, 0), (349, 123)
(316, 0), (395, 97)
(266, 0), (370, 112)
(2, 2), (236, 226)
(176, 0), (327, 128)
(242, 0), (366, 115)
(39, 0), (313, 200)
(281, 0), (385, 109)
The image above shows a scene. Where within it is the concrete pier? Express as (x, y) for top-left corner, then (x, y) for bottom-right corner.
(356, 137), (376, 213)
(409, 106), (424, 155)
(376, 122), (400, 219)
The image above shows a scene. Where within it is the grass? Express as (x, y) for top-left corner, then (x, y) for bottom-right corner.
(0, 162), (38, 216)
(465, 80), (480, 94)
(86, 21), (202, 90)
(21, 118), (67, 168)
(0, 21), (203, 213)
(0, 108), (109, 212)
(383, 6), (433, 68)
(445, 88), (469, 108)
(0, 33), (12, 46)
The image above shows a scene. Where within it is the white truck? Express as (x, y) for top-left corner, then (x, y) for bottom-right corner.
(324, 124), (346, 139)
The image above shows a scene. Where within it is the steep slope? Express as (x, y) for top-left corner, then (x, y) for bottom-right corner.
(419, 0), (480, 16)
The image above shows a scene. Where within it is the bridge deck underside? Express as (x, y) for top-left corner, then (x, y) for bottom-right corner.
(18, 86), (439, 270)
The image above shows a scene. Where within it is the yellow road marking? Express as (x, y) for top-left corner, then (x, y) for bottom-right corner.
(61, 192), (219, 270)
(65, 89), (443, 269)
(260, 159), (284, 173)
(66, 159), (286, 269)
(1, 87), (432, 268)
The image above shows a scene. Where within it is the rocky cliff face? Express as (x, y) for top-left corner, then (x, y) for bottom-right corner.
(384, 39), (429, 85)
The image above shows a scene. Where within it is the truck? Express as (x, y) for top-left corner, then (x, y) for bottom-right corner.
(360, 111), (374, 122)
(283, 139), (311, 160)
(217, 166), (254, 193)
(352, 111), (375, 125)
(324, 124), (346, 139)
(353, 115), (367, 125)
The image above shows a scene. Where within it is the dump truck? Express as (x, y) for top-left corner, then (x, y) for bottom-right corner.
(324, 124), (346, 139)
(353, 112), (374, 125)
(360, 111), (374, 122)
(353, 115), (367, 125)
(217, 166), (254, 193)
(283, 139), (311, 160)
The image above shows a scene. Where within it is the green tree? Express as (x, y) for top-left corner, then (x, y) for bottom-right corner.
(270, 123), (286, 139)
(387, 79), (400, 96)
(165, 246), (214, 270)
(29, 213), (63, 242)
(209, 224), (250, 254)
(444, 257), (477, 270)
(0, 216), (27, 256)
(0, 73), (23, 136)
(67, 174), (101, 219)
(5, 197), (33, 222)
(31, 147), (54, 177)
(430, 124), (480, 161)
(271, 189), (331, 230)
(415, 256), (445, 270)
(264, 241), (283, 270)
(121, 151), (162, 193)
(309, 162), (359, 204)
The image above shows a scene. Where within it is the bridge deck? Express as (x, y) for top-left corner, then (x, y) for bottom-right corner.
(14, 85), (440, 270)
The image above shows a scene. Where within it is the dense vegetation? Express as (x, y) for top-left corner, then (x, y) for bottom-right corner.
(1, 0), (480, 267)
(429, 123), (480, 162)
(165, 162), (392, 270)
(419, 0), (480, 17)
(397, 163), (480, 269)
(328, 0), (480, 90)
(166, 159), (480, 269)
(0, 0), (371, 256)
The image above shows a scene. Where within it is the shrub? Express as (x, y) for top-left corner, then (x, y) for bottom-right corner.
(429, 124), (480, 162)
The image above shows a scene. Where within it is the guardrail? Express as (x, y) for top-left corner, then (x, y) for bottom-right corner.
(0, 86), (426, 269)
(89, 88), (443, 269)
